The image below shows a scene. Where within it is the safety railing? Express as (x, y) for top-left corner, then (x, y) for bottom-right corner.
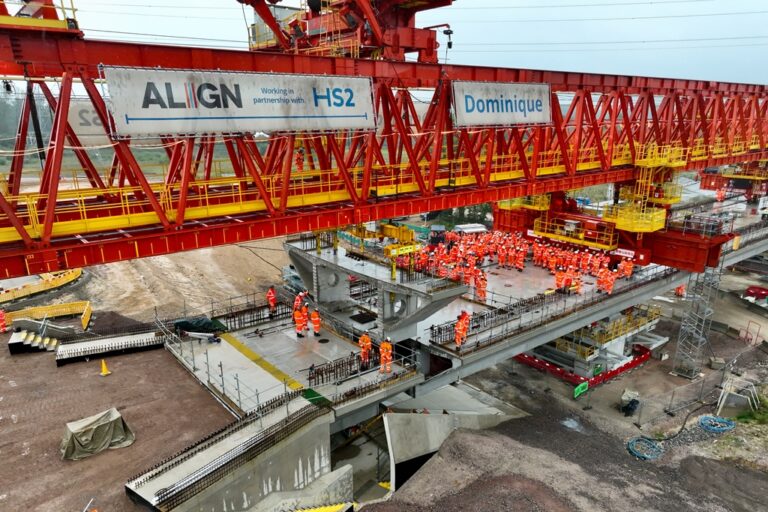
(0, 269), (82, 303)
(555, 338), (596, 359)
(574, 304), (661, 345)
(533, 216), (619, 250)
(428, 264), (678, 351)
(126, 387), (304, 490)
(0, 0), (78, 27)
(305, 342), (419, 389)
(635, 143), (689, 167)
(4, 300), (92, 330)
(497, 194), (551, 211)
(646, 182), (683, 205)
(666, 212), (735, 237)
(153, 404), (328, 511)
(602, 205), (666, 233)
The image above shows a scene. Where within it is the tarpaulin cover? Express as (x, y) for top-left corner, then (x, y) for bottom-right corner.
(59, 408), (135, 461)
(174, 317), (226, 333)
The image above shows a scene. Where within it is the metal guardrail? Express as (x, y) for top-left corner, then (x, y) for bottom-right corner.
(430, 265), (678, 350)
(127, 388), (305, 490)
(153, 404), (327, 511)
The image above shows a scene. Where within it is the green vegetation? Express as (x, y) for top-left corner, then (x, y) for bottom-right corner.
(735, 393), (768, 425)
(433, 203), (492, 230)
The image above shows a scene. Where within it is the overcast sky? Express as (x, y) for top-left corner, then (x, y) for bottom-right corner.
(59, 0), (768, 84)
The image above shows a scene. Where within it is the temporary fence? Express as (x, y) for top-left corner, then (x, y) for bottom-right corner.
(633, 367), (728, 428)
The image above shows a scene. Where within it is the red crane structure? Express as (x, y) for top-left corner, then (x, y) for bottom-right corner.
(0, 0), (765, 278)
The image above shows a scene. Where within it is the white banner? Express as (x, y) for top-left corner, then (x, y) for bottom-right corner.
(103, 67), (376, 137)
(67, 97), (111, 146)
(452, 81), (551, 127)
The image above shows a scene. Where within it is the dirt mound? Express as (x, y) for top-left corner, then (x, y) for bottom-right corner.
(679, 456), (768, 512)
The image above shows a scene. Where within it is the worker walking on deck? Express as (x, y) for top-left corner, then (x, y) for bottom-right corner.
(294, 308), (306, 338)
(380, 337), (393, 374)
(359, 330), (372, 368)
(310, 308), (321, 337)
(266, 286), (277, 316)
(301, 302), (310, 333)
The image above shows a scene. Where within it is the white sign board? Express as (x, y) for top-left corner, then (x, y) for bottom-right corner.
(67, 97), (111, 146)
(103, 67), (376, 137)
(611, 248), (636, 258)
(452, 81), (551, 127)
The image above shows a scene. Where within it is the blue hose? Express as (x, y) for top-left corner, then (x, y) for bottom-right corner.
(699, 415), (736, 433)
(627, 437), (663, 460)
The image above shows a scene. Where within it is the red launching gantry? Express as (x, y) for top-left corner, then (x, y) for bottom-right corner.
(0, 0), (765, 278)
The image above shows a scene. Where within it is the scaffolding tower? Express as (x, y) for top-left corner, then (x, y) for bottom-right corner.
(671, 226), (727, 379)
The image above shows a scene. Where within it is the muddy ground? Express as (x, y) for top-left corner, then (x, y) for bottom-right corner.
(0, 348), (233, 511)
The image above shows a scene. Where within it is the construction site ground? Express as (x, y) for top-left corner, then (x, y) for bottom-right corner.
(0, 347), (233, 511)
(2, 235), (768, 511)
(364, 282), (768, 512)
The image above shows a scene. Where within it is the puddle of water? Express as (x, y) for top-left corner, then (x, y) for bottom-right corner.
(561, 417), (585, 433)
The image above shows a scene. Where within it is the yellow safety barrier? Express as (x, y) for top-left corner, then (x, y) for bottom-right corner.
(0, 0), (77, 30)
(1, 135), (765, 246)
(4, 300), (92, 329)
(647, 182), (683, 205)
(576, 305), (661, 345)
(533, 216), (619, 251)
(601, 206), (666, 233)
(555, 338), (596, 359)
(0, 269), (82, 303)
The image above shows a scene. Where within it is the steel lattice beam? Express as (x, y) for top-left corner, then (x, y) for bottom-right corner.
(0, 30), (767, 277)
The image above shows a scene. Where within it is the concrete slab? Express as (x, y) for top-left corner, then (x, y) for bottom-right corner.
(383, 382), (527, 417)
(231, 325), (360, 386)
(173, 336), (303, 412)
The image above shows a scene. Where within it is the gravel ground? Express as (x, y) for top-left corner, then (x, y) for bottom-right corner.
(364, 360), (768, 512)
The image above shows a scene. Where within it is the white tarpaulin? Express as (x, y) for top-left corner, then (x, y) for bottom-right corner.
(452, 81), (551, 127)
(59, 408), (135, 461)
(103, 67), (376, 137)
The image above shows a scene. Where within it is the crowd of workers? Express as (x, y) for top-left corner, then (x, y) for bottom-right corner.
(405, 230), (636, 300)
(531, 241), (634, 295)
(273, 227), (641, 370)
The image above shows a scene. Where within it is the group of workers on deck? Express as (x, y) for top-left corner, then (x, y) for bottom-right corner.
(272, 287), (394, 373)
(284, 289), (321, 339)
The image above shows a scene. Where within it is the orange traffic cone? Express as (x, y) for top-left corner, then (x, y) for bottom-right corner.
(100, 359), (112, 377)
(0, 309), (6, 333)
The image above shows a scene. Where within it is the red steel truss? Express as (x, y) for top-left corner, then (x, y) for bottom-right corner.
(0, 26), (767, 277)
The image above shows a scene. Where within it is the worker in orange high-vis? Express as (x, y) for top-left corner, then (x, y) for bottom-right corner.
(266, 286), (277, 316)
(294, 308), (306, 338)
(379, 337), (393, 374)
(293, 291), (305, 311)
(623, 258), (634, 279)
(358, 330), (372, 367)
(301, 302), (310, 333)
(310, 308), (321, 337)
(454, 315), (465, 349)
